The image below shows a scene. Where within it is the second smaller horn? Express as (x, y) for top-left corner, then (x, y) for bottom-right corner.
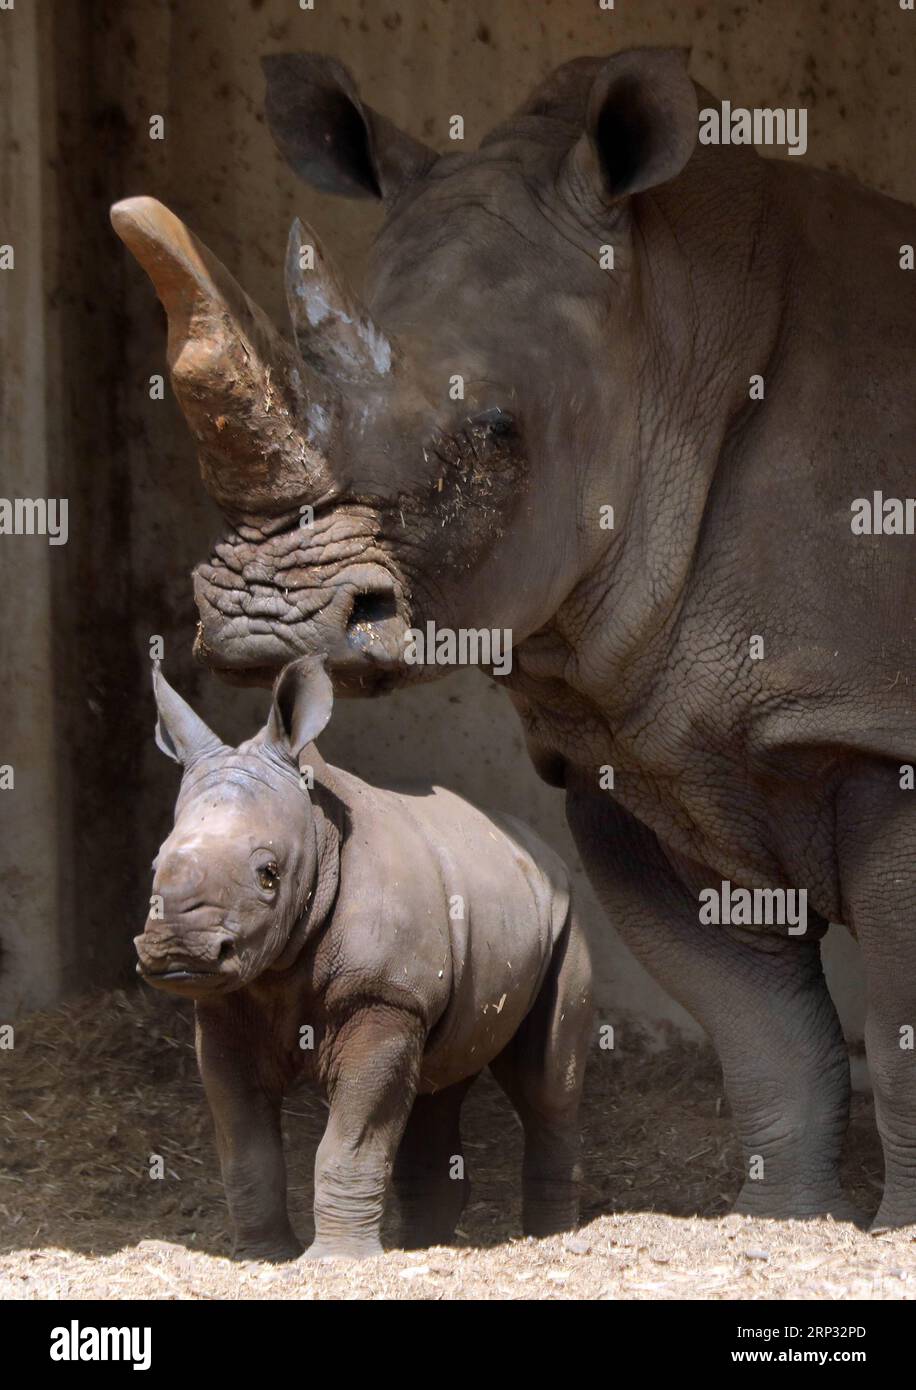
(286, 217), (392, 383)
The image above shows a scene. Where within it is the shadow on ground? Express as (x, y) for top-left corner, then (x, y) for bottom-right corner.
(0, 987), (884, 1260)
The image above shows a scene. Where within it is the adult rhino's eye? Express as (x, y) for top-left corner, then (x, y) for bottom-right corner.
(257, 862), (280, 893)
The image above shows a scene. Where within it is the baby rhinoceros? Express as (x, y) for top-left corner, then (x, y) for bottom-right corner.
(136, 657), (593, 1261)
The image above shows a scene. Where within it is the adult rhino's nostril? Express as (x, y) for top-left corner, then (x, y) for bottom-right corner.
(217, 938), (235, 964)
(347, 591), (398, 632)
(345, 592), (403, 668)
(336, 585), (406, 679)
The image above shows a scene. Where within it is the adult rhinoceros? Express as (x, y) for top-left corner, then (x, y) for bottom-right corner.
(112, 48), (915, 1228)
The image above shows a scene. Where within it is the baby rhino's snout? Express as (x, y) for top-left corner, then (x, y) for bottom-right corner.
(135, 847), (237, 994)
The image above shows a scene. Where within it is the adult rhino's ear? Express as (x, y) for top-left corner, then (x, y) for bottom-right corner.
(152, 663), (224, 767)
(267, 656), (334, 764)
(562, 48), (697, 208)
(262, 52), (435, 202)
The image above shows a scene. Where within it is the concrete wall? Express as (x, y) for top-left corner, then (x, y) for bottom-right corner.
(0, 0), (61, 1007)
(2, 0), (913, 1029)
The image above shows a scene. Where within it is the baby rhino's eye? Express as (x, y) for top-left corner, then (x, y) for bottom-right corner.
(257, 861), (280, 893)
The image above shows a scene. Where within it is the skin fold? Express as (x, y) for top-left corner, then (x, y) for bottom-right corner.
(136, 659), (592, 1260)
(115, 47), (915, 1227)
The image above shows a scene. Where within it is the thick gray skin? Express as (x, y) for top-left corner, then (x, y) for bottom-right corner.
(124, 49), (914, 1227)
(136, 660), (592, 1260)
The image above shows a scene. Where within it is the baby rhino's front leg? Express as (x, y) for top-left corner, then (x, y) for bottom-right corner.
(196, 1005), (302, 1262)
(309, 1006), (425, 1260)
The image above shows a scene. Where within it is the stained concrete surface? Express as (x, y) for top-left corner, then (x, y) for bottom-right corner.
(2, 0), (913, 1031)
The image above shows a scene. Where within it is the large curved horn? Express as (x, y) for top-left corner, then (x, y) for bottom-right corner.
(110, 196), (337, 514)
(286, 216), (391, 382)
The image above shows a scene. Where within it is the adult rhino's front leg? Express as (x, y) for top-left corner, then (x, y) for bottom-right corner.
(839, 768), (916, 1230)
(566, 787), (856, 1221)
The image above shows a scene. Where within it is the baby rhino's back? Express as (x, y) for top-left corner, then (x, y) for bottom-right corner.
(330, 770), (574, 1092)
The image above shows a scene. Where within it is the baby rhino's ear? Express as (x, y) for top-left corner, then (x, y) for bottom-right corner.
(153, 662), (224, 766)
(267, 657), (334, 764)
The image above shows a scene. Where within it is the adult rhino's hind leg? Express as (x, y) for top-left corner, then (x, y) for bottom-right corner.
(489, 908), (592, 1237)
(566, 787), (858, 1222)
(392, 1077), (476, 1249)
(838, 768), (916, 1230)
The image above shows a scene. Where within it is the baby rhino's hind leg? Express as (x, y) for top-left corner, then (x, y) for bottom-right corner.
(393, 1076), (476, 1249)
(491, 909), (593, 1237)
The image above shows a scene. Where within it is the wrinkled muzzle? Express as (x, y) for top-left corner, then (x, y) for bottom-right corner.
(134, 917), (238, 996)
(192, 508), (410, 689)
(136, 848), (243, 996)
(111, 197), (411, 686)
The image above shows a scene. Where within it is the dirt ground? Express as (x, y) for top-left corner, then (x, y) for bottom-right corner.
(0, 988), (913, 1301)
